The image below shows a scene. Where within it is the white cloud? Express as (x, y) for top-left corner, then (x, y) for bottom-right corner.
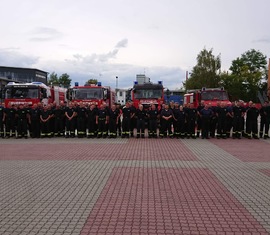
(29, 27), (63, 41)
(0, 0), (269, 90)
(0, 48), (39, 67)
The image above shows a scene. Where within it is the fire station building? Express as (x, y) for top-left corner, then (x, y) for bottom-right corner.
(0, 66), (48, 103)
(0, 66), (48, 85)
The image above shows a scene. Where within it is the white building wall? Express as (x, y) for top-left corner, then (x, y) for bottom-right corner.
(116, 89), (127, 105)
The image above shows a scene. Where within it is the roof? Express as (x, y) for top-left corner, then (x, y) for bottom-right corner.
(0, 66), (48, 74)
(133, 83), (163, 89)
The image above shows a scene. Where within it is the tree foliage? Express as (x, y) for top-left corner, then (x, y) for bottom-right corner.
(185, 48), (267, 102)
(48, 72), (71, 88)
(185, 48), (221, 90)
(59, 73), (72, 88)
(48, 72), (59, 85)
(85, 79), (98, 85)
(222, 49), (267, 102)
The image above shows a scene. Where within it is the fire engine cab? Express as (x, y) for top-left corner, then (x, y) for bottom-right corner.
(130, 81), (164, 109)
(66, 82), (115, 108)
(184, 87), (231, 108)
(3, 82), (67, 107)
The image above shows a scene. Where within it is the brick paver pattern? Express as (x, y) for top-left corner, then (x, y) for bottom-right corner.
(0, 138), (270, 235)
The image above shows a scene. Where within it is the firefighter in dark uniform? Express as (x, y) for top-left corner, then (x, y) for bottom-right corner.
(196, 101), (205, 137)
(29, 103), (41, 138)
(0, 103), (5, 138)
(40, 105), (52, 138)
(4, 104), (17, 138)
(176, 105), (186, 139)
(72, 101), (79, 134)
(129, 101), (136, 137)
(172, 103), (180, 138)
(16, 104), (29, 138)
(182, 103), (189, 137)
(240, 101), (247, 137)
(60, 101), (67, 136)
(76, 102), (87, 138)
(65, 102), (77, 138)
(158, 103), (165, 137)
(216, 102), (228, 139)
(160, 104), (173, 138)
(108, 104), (119, 138)
(259, 101), (268, 138)
(87, 104), (97, 138)
(209, 102), (218, 138)
(46, 104), (54, 137)
(200, 104), (213, 139)
(116, 103), (122, 137)
(232, 100), (244, 139)
(186, 103), (197, 139)
(96, 103), (109, 138)
(136, 104), (147, 138)
(102, 102), (110, 137)
(53, 104), (65, 137)
(122, 102), (132, 138)
(148, 104), (158, 138)
(226, 103), (233, 138)
(246, 101), (259, 139)
(264, 102), (270, 139)
(49, 102), (56, 137)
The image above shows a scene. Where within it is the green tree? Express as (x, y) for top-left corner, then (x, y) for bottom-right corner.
(85, 79), (98, 85)
(220, 72), (244, 101)
(230, 49), (267, 75)
(48, 72), (59, 85)
(223, 49), (267, 102)
(185, 48), (221, 90)
(59, 73), (72, 88)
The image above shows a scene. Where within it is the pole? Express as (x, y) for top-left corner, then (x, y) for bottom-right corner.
(268, 59), (270, 100)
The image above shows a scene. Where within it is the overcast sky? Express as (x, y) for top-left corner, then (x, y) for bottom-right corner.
(0, 0), (269, 89)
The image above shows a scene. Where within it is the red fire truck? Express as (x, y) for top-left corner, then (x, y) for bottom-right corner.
(3, 82), (67, 107)
(130, 81), (165, 109)
(66, 82), (115, 108)
(184, 87), (231, 108)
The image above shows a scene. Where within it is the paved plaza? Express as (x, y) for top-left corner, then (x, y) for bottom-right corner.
(1, 137), (270, 235)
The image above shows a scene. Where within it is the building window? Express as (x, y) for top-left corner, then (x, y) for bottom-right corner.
(119, 91), (123, 96)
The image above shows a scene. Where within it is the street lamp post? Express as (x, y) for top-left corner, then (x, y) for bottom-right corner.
(116, 76), (118, 91)
(116, 76), (119, 103)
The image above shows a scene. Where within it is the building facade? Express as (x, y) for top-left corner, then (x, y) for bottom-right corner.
(116, 89), (128, 106)
(0, 66), (48, 85)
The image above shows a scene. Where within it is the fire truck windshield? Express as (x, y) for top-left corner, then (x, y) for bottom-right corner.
(201, 91), (229, 101)
(74, 88), (102, 99)
(5, 87), (39, 99)
(134, 89), (162, 99)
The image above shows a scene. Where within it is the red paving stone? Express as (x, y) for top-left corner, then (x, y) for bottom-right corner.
(81, 167), (267, 235)
(210, 138), (270, 162)
(0, 139), (197, 161)
(259, 169), (270, 177)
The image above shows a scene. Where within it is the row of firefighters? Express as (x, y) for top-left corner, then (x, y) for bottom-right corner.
(0, 100), (270, 139)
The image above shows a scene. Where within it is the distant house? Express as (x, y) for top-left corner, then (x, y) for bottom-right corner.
(116, 89), (128, 106)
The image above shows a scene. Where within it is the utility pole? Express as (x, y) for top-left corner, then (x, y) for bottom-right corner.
(116, 76), (118, 91)
(268, 59), (270, 101)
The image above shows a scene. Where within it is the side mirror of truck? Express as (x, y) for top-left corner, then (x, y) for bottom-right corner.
(41, 88), (47, 98)
(103, 89), (108, 100)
